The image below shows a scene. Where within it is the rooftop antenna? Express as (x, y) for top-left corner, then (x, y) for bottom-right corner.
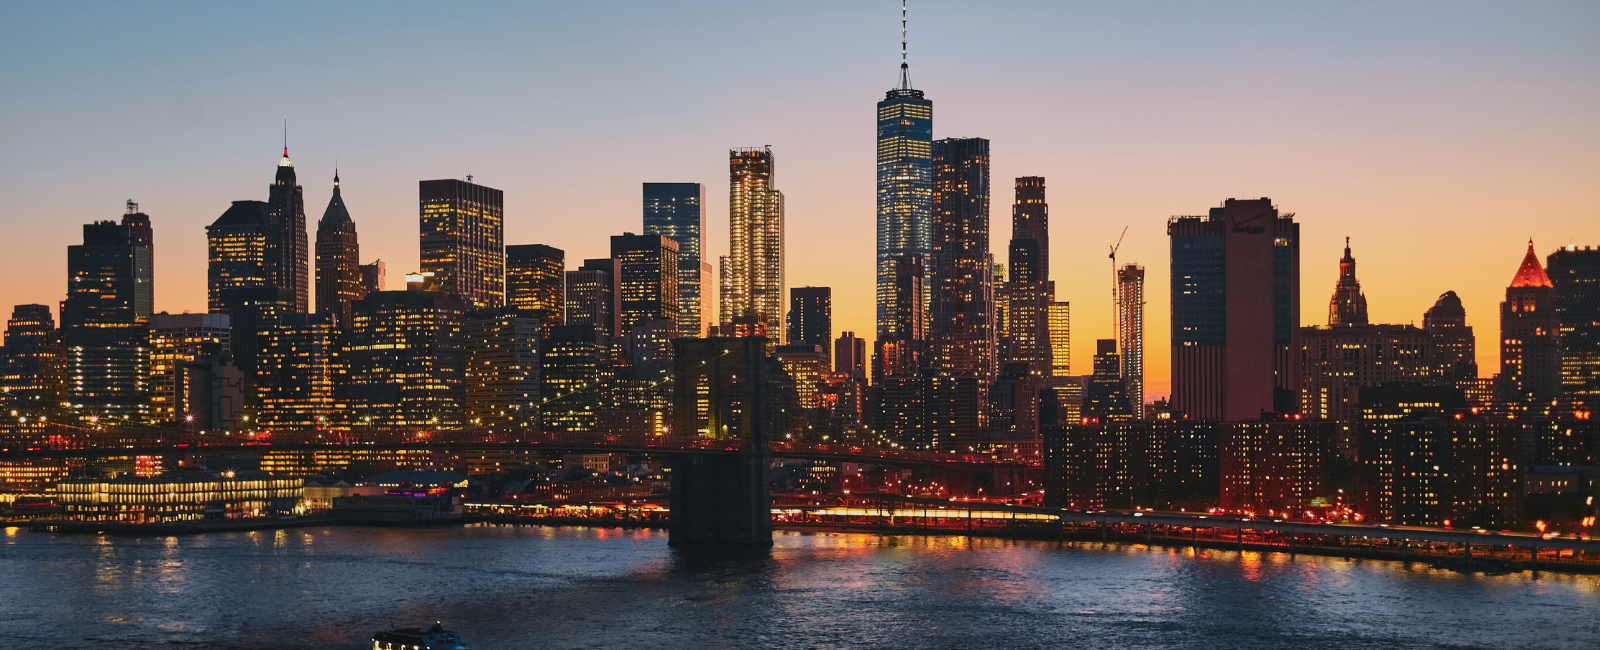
(125, 199), (138, 215)
(282, 116), (287, 156)
(898, 0), (912, 90)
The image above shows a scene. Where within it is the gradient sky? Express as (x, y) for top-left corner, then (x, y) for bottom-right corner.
(2, 1), (1597, 397)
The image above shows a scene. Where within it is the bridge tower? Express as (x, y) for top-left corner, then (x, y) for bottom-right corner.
(669, 336), (772, 546)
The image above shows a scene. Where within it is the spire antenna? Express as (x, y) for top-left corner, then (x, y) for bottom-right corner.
(898, 0), (912, 90)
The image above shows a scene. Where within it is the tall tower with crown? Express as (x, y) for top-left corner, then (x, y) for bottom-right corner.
(1328, 237), (1368, 326)
(315, 169), (362, 324)
(1500, 240), (1560, 400)
(268, 123), (310, 313)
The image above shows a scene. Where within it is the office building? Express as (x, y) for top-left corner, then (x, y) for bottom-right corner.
(929, 137), (994, 379)
(1424, 290), (1478, 382)
(255, 313), (338, 429)
(267, 147), (310, 313)
(62, 219), (153, 422)
(834, 331), (867, 380)
(540, 325), (604, 432)
(506, 244), (564, 336)
(775, 344), (829, 410)
(1500, 240), (1561, 401)
(465, 309), (540, 429)
(612, 234), (680, 336)
(1548, 245), (1600, 399)
(787, 287), (832, 353)
(1002, 177), (1053, 375)
(345, 285), (467, 428)
(147, 313), (231, 425)
(122, 200), (153, 304)
(314, 171), (362, 325)
(207, 200), (274, 313)
(1168, 198), (1300, 421)
(1116, 264), (1145, 418)
(565, 258), (620, 352)
(876, 44), (933, 342)
(360, 260), (386, 294)
(420, 178), (504, 309)
(1048, 301), (1071, 386)
(722, 147), (784, 345)
(644, 183), (711, 337)
(2, 305), (60, 405)
(873, 254), (926, 380)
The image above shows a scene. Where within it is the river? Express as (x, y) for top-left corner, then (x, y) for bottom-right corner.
(1, 524), (1596, 649)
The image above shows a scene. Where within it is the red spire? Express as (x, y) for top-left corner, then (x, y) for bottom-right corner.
(1510, 239), (1553, 288)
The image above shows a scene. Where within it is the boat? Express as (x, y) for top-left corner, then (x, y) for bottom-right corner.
(372, 623), (469, 650)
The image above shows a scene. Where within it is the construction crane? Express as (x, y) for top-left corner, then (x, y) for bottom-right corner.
(1109, 226), (1128, 349)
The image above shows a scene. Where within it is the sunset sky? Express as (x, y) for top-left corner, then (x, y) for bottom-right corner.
(2, 1), (1596, 397)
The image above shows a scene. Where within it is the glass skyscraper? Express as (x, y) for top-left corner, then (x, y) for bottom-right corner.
(644, 183), (710, 337)
(420, 178), (505, 309)
(876, 71), (932, 340)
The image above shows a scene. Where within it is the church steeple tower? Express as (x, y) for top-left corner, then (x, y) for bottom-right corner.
(1328, 236), (1368, 326)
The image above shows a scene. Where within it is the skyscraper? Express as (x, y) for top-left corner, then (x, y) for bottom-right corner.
(834, 331), (867, 379)
(873, 253), (927, 381)
(420, 178), (505, 309)
(360, 260), (386, 294)
(1168, 198), (1300, 421)
(876, 7), (933, 342)
(315, 171), (362, 325)
(147, 313), (230, 425)
(61, 219), (153, 422)
(1116, 263), (1145, 419)
(644, 183), (711, 337)
(722, 147), (784, 345)
(122, 200), (153, 305)
(267, 147), (309, 313)
(255, 313), (338, 429)
(506, 244), (565, 336)
(540, 325), (603, 432)
(929, 137), (994, 379)
(1547, 246), (1600, 399)
(1424, 290), (1477, 381)
(1328, 237), (1369, 326)
(345, 285), (467, 428)
(2, 305), (60, 406)
(1002, 177), (1053, 376)
(1084, 339), (1132, 422)
(566, 258), (620, 352)
(1499, 240), (1560, 401)
(787, 287), (832, 352)
(465, 309), (541, 429)
(207, 200), (273, 313)
(612, 234), (680, 336)
(1048, 301), (1072, 386)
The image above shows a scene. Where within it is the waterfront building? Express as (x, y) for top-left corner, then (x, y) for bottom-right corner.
(464, 309), (540, 429)
(1043, 418), (1220, 511)
(1116, 264), (1146, 419)
(314, 171), (362, 325)
(834, 331), (867, 380)
(1499, 240), (1561, 401)
(612, 233), (680, 336)
(2, 305), (61, 406)
(360, 260), (386, 294)
(565, 258), (620, 354)
(787, 287), (832, 354)
(722, 148), (784, 346)
(644, 182), (712, 337)
(1048, 301), (1071, 386)
(420, 178), (505, 309)
(1328, 238), (1369, 326)
(62, 219), (153, 423)
(1220, 420), (1332, 513)
(929, 137), (994, 380)
(1168, 199), (1301, 421)
(1424, 290), (1478, 382)
(147, 313), (231, 425)
(506, 244), (565, 337)
(540, 325), (603, 432)
(1547, 245), (1600, 399)
(55, 472), (303, 524)
(345, 285), (467, 428)
(254, 313), (338, 430)
(1002, 177), (1053, 375)
(875, 36), (933, 342)
(267, 147), (310, 313)
(1355, 390), (1523, 528)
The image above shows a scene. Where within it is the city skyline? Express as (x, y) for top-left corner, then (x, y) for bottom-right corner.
(3, 2), (1598, 398)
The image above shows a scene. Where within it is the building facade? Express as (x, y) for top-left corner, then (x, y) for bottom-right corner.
(420, 179), (504, 309)
(314, 171), (362, 325)
(876, 63), (933, 343)
(464, 309), (540, 430)
(1547, 245), (1600, 399)
(1424, 290), (1478, 382)
(612, 234), (680, 336)
(255, 313), (338, 429)
(928, 137), (994, 379)
(787, 287), (832, 353)
(1003, 177), (1053, 377)
(1116, 263), (1146, 419)
(62, 219), (153, 422)
(722, 148), (784, 345)
(643, 183), (711, 337)
(147, 313), (231, 425)
(345, 288), (467, 428)
(1500, 241), (1561, 401)
(565, 258), (620, 353)
(506, 244), (564, 337)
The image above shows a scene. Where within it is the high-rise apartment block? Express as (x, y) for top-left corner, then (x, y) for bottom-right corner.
(787, 287), (832, 353)
(644, 183), (711, 337)
(1547, 245), (1600, 399)
(506, 244), (564, 336)
(722, 148), (784, 345)
(1116, 264), (1145, 419)
(314, 171), (362, 325)
(1219, 420), (1333, 512)
(1168, 198), (1300, 421)
(420, 179), (504, 309)
(1499, 241), (1561, 401)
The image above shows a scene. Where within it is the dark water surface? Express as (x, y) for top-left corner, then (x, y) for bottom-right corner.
(2, 523), (1597, 649)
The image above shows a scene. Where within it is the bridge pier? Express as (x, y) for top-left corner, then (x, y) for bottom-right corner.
(668, 452), (772, 547)
(668, 337), (774, 548)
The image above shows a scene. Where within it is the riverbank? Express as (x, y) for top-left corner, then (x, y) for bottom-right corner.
(28, 515), (337, 535)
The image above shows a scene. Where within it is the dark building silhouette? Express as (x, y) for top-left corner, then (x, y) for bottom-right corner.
(1083, 339), (1132, 422)
(644, 183), (711, 337)
(61, 219), (153, 421)
(506, 244), (565, 337)
(929, 137), (994, 380)
(1299, 323), (1432, 457)
(876, 44), (933, 342)
(1500, 240), (1561, 401)
(1547, 245), (1600, 399)
(1002, 177), (1053, 376)
(1328, 237), (1368, 326)
(612, 233), (679, 336)
(122, 200), (153, 305)
(566, 258), (620, 355)
(834, 331), (867, 380)
(359, 260), (386, 294)
(207, 200), (274, 313)
(1168, 199), (1300, 421)
(420, 178), (504, 309)
(345, 287), (467, 427)
(786, 287), (832, 353)
(2, 305), (61, 409)
(315, 171), (362, 325)
(1424, 290), (1478, 381)
(267, 147), (310, 313)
